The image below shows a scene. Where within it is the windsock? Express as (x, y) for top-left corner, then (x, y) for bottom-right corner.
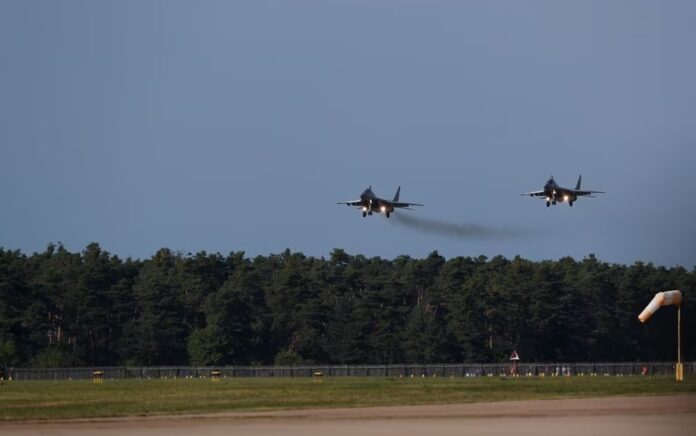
(638, 290), (682, 323)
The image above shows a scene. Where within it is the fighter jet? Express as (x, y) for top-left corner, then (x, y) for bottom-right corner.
(338, 186), (423, 218)
(521, 175), (604, 207)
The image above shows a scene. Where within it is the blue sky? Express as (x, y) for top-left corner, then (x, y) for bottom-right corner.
(1, 1), (695, 267)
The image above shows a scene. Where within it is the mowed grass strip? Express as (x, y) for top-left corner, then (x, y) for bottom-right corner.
(1, 376), (695, 421)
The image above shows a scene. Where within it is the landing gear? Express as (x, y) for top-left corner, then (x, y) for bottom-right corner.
(362, 211), (367, 217)
(569, 201), (573, 207)
(386, 212), (390, 218)
(546, 201), (550, 208)
(368, 211), (373, 216)
(552, 200), (556, 205)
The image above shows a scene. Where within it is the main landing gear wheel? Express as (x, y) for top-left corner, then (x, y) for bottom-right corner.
(362, 211), (367, 217)
(552, 200), (557, 205)
(546, 201), (550, 208)
(368, 211), (373, 216)
(569, 201), (574, 207)
(386, 212), (390, 218)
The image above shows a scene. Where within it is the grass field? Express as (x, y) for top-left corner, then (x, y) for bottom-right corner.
(1, 375), (695, 421)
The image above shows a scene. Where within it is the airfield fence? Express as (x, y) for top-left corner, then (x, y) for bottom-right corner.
(8, 362), (694, 381)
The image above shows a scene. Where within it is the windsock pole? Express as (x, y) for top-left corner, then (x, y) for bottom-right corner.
(637, 290), (683, 381)
(677, 304), (682, 381)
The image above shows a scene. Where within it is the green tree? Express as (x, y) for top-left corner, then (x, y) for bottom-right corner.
(25, 244), (82, 366)
(188, 266), (257, 365)
(0, 249), (27, 370)
(0, 243), (694, 366)
(126, 249), (187, 365)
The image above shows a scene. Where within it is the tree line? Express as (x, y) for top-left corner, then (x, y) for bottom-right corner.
(0, 243), (693, 369)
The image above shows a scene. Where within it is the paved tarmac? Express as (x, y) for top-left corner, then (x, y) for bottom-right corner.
(3, 395), (695, 436)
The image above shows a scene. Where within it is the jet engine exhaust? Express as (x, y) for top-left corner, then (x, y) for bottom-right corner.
(391, 214), (528, 239)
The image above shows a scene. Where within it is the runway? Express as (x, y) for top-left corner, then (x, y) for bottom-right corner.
(3, 395), (695, 436)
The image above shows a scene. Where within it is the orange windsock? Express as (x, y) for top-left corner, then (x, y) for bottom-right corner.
(638, 290), (682, 323)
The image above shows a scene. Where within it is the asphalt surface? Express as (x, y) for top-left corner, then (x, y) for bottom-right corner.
(3, 395), (695, 436)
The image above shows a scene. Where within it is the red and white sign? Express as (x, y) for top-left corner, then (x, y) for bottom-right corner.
(509, 350), (520, 361)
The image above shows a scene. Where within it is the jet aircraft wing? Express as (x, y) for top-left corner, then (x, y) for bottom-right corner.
(391, 201), (424, 208)
(520, 190), (546, 197)
(571, 190), (605, 196)
(337, 200), (363, 207)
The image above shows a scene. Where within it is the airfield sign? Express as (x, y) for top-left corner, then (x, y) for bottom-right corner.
(509, 350), (520, 361)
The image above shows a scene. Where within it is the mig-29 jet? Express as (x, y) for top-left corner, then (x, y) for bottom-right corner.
(521, 175), (604, 207)
(338, 186), (423, 218)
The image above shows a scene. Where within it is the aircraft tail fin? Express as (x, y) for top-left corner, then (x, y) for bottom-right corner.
(393, 186), (401, 202)
(575, 175), (582, 190)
